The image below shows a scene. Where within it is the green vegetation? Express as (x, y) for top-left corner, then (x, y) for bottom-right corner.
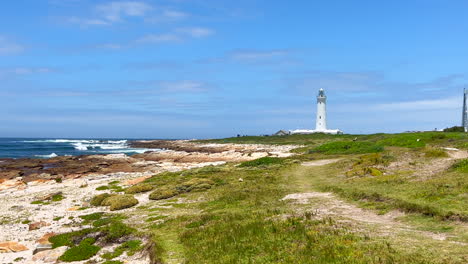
(444, 126), (465, 132)
(101, 240), (142, 259)
(59, 237), (101, 262)
(424, 148), (449, 158)
(90, 193), (116, 206)
(149, 187), (179, 200)
(50, 213), (138, 262)
(452, 159), (468, 173)
(238, 156), (284, 167)
(312, 141), (383, 154)
(101, 195), (139, 211)
(125, 183), (154, 194)
(127, 132), (468, 263)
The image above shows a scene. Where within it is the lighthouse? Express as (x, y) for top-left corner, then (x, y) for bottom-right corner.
(289, 88), (343, 135)
(315, 88), (327, 131)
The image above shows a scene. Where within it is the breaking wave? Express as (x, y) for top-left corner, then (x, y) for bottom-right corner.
(35, 153), (58, 158)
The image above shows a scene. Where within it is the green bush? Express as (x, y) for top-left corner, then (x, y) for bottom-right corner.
(312, 141), (383, 154)
(101, 195), (139, 211)
(239, 157), (284, 167)
(149, 188), (179, 200)
(176, 178), (215, 193)
(59, 237), (101, 262)
(424, 148), (449, 158)
(90, 193), (116, 206)
(452, 159), (468, 173)
(377, 134), (426, 148)
(125, 183), (154, 194)
(101, 221), (135, 242)
(443, 126), (465, 132)
(79, 212), (104, 221)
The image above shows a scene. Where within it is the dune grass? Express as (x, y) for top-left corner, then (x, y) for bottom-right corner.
(133, 155), (466, 263)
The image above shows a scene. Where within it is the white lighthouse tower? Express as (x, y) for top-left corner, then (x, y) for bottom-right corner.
(315, 88), (327, 131)
(289, 88), (343, 135)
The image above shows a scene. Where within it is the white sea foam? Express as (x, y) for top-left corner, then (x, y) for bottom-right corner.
(72, 143), (89, 151)
(35, 153), (58, 158)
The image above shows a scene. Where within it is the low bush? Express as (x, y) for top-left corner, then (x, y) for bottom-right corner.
(176, 178), (215, 193)
(90, 193), (116, 206)
(424, 148), (449, 158)
(312, 141), (383, 154)
(239, 157), (284, 167)
(125, 183), (154, 194)
(58, 237), (101, 262)
(149, 188), (179, 200)
(101, 221), (136, 242)
(451, 159), (468, 173)
(101, 195), (139, 211)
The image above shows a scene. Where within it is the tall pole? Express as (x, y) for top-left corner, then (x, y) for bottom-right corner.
(463, 88), (468, 132)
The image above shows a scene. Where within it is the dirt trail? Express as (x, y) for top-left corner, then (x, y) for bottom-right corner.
(283, 159), (464, 243)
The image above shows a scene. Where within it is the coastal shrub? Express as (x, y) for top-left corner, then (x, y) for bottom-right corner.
(176, 178), (215, 193)
(59, 237), (101, 262)
(49, 228), (96, 248)
(377, 134), (426, 148)
(451, 159), (468, 173)
(149, 188), (179, 200)
(312, 141), (383, 154)
(96, 185), (110, 191)
(101, 240), (142, 259)
(90, 193), (116, 206)
(125, 183), (154, 194)
(51, 193), (65, 202)
(101, 221), (135, 242)
(101, 195), (139, 211)
(424, 148), (449, 158)
(239, 157), (284, 167)
(79, 212), (104, 221)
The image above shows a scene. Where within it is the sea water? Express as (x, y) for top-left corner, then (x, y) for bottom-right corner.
(0, 138), (160, 159)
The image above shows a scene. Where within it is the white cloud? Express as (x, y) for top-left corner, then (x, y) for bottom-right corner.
(0, 67), (55, 79)
(95, 1), (152, 22)
(136, 33), (181, 44)
(136, 27), (214, 44)
(0, 36), (24, 55)
(67, 1), (152, 27)
(177, 27), (214, 38)
(230, 49), (289, 61)
(373, 97), (460, 111)
(158, 80), (209, 93)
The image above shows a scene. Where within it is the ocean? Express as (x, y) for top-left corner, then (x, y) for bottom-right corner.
(0, 138), (161, 159)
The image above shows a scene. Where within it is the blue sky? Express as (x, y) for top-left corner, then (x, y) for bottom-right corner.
(0, 0), (466, 138)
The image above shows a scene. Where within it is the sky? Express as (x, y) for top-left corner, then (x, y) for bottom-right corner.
(0, 0), (467, 139)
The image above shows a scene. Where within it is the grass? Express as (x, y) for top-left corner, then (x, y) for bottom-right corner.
(101, 195), (139, 211)
(424, 148), (449, 158)
(238, 156), (284, 167)
(452, 159), (468, 173)
(312, 141), (384, 154)
(59, 237), (101, 262)
(300, 156), (468, 222)
(50, 213), (138, 262)
(125, 183), (154, 194)
(128, 149), (467, 264)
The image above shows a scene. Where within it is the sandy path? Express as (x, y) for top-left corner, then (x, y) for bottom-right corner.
(282, 159), (466, 244)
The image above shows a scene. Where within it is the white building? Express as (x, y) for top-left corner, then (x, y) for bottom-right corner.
(290, 88), (343, 135)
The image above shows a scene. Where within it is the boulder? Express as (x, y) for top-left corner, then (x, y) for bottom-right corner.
(36, 233), (55, 245)
(31, 246), (68, 262)
(0, 241), (28, 253)
(29, 221), (50, 231)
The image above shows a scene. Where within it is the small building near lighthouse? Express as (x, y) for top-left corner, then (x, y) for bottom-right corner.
(290, 88), (343, 135)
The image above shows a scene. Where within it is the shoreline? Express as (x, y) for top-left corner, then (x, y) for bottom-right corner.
(0, 140), (297, 263)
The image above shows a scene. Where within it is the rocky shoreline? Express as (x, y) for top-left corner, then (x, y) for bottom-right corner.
(0, 140), (297, 264)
